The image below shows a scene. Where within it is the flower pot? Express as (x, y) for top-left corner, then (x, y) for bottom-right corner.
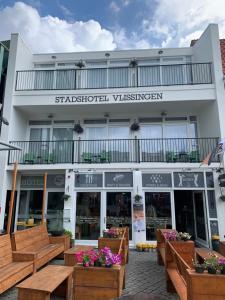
(207, 267), (217, 274)
(195, 266), (205, 273)
(94, 260), (102, 267)
(212, 240), (220, 252)
(105, 263), (113, 268)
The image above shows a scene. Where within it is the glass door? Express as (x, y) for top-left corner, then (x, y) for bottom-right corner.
(145, 192), (172, 241)
(108, 126), (130, 162)
(106, 192), (132, 240)
(52, 128), (73, 163)
(29, 128), (50, 163)
(46, 192), (64, 234)
(76, 192), (101, 240)
(193, 191), (209, 247)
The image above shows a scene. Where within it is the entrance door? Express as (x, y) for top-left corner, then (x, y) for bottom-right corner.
(46, 192), (64, 234)
(76, 192), (101, 240)
(193, 191), (209, 247)
(145, 192), (172, 241)
(106, 192), (132, 240)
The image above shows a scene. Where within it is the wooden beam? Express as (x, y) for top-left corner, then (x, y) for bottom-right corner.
(42, 172), (47, 224)
(7, 162), (18, 234)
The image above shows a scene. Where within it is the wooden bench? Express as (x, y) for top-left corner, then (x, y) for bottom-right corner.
(156, 229), (177, 265)
(11, 224), (64, 271)
(17, 265), (73, 300)
(166, 241), (225, 300)
(0, 234), (33, 294)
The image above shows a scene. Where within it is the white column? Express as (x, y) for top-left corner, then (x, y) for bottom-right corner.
(64, 170), (75, 239)
(133, 170), (146, 245)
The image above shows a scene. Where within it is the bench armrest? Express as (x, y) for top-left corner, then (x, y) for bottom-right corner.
(12, 251), (38, 262)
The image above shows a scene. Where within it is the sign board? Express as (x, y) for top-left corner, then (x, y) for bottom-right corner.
(55, 92), (163, 105)
(142, 173), (172, 188)
(105, 172), (133, 188)
(173, 172), (204, 188)
(75, 173), (103, 188)
(21, 174), (65, 188)
(133, 203), (145, 232)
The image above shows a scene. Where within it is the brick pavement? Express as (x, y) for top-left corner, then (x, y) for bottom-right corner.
(0, 250), (178, 299)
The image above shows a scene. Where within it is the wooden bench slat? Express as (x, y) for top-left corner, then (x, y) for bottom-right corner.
(167, 268), (187, 300)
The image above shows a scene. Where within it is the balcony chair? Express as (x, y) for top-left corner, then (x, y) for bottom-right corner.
(189, 150), (200, 162)
(23, 153), (36, 164)
(43, 153), (56, 164)
(100, 151), (111, 163)
(82, 152), (93, 163)
(166, 151), (177, 162)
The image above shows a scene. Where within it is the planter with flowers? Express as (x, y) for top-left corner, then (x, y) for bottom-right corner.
(205, 253), (219, 274)
(218, 258), (225, 275)
(73, 247), (124, 300)
(99, 230), (128, 264)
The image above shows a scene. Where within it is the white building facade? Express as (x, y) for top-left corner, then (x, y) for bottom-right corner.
(0, 24), (225, 247)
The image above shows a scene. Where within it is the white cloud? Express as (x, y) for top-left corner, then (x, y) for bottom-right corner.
(113, 28), (151, 49)
(0, 2), (116, 53)
(143, 0), (225, 47)
(121, 0), (130, 6)
(110, 1), (120, 13)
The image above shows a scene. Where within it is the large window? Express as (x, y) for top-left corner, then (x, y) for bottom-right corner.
(29, 128), (50, 163)
(108, 126), (130, 162)
(141, 125), (163, 162)
(17, 190), (43, 228)
(145, 192), (172, 241)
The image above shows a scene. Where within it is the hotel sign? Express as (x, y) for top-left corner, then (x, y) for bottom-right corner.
(55, 92), (163, 104)
(21, 174), (65, 188)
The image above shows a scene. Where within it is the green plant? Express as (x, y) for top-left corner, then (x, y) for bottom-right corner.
(192, 259), (205, 273)
(219, 195), (225, 201)
(62, 194), (70, 201)
(204, 253), (219, 274)
(177, 232), (191, 241)
(134, 194), (142, 203)
(64, 229), (73, 239)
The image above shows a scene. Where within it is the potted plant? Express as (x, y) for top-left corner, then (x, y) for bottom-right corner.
(218, 258), (225, 274)
(219, 195), (225, 202)
(103, 228), (119, 238)
(205, 253), (219, 274)
(64, 229), (74, 247)
(74, 123), (84, 134)
(62, 194), (70, 201)
(27, 214), (34, 225)
(134, 194), (142, 203)
(212, 235), (220, 251)
(192, 259), (205, 273)
(130, 121), (140, 131)
(177, 232), (191, 241)
(129, 58), (138, 67)
(75, 60), (85, 68)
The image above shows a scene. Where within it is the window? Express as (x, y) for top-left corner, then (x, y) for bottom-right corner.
(29, 128), (50, 162)
(52, 128), (73, 163)
(56, 69), (75, 89)
(34, 70), (54, 89)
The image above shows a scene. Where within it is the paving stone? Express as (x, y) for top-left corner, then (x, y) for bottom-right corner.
(0, 250), (178, 300)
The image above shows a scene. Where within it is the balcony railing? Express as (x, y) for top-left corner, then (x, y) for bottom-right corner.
(15, 63), (212, 91)
(8, 138), (218, 165)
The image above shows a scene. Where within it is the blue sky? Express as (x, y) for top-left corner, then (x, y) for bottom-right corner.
(0, 0), (225, 53)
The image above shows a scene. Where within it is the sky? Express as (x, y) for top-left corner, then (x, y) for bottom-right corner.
(0, 0), (225, 53)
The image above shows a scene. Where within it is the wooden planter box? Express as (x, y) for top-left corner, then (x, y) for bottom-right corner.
(73, 264), (124, 300)
(49, 235), (70, 259)
(98, 237), (128, 265)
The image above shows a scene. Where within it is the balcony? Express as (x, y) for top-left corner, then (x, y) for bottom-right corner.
(15, 63), (212, 91)
(8, 138), (218, 165)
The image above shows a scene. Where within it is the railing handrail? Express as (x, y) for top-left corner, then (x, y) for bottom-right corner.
(15, 62), (212, 73)
(9, 137), (219, 143)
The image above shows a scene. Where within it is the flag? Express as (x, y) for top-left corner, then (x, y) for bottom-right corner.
(201, 138), (225, 166)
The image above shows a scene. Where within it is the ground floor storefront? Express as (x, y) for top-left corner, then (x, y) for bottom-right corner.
(3, 167), (223, 247)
